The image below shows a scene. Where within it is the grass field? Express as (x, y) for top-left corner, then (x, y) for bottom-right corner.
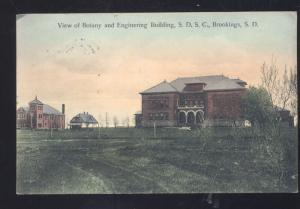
(17, 127), (298, 194)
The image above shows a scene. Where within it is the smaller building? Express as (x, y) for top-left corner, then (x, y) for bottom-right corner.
(16, 96), (65, 129)
(275, 106), (294, 127)
(134, 111), (143, 128)
(69, 112), (98, 129)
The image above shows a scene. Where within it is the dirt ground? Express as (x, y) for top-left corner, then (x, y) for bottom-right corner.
(16, 129), (298, 194)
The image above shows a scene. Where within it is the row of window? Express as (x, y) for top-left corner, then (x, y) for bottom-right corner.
(29, 106), (43, 111)
(147, 99), (205, 109)
(148, 99), (169, 109)
(181, 100), (204, 106)
(148, 112), (169, 120)
(17, 113), (26, 119)
(17, 113), (60, 120)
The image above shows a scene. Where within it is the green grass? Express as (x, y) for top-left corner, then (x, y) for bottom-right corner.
(16, 127), (298, 194)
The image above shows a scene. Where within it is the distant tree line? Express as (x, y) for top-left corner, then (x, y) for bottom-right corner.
(98, 113), (133, 128)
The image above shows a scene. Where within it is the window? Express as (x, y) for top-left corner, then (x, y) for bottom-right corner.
(149, 112), (169, 120)
(148, 97), (169, 109)
(38, 123), (42, 128)
(38, 114), (43, 119)
(149, 113), (153, 120)
(165, 113), (169, 120)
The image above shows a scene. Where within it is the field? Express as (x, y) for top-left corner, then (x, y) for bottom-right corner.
(17, 127), (298, 194)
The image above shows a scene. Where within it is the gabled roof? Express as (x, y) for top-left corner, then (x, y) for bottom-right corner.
(70, 113), (98, 124)
(17, 106), (29, 112)
(29, 96), (43, 105)
(17, 104), (63, 116)
(274, 105), (290, 112)
(232, 78), (247, 84)
(43, 104), (64, 115)
(169, 75), (246, 92)
(140, 80), (178, 94)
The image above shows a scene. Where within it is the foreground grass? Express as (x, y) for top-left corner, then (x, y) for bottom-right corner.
(17, 128), (298, 193)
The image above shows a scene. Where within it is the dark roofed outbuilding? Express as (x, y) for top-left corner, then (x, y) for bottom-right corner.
(69, 112), (98, 129)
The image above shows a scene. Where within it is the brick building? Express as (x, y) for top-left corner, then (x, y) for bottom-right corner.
(139, 75), (247, 127)
(16, 96), (65, 129)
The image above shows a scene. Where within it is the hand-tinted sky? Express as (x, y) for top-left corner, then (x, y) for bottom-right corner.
(17, 12), (297, 126)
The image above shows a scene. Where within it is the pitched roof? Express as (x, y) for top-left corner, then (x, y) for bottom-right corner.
(274, 105), (290, 112)
(140, 80), (178, 94)
(141, 75), (246, 94)
(17, 106), (29, 112)
(169, 75), (246, 92)
(29, 96), (43, 105)
(18, 105), (63, 115)
(232, 78), (247, 84)
(70, 113), (98, 124)
(43, 104), (64, 115)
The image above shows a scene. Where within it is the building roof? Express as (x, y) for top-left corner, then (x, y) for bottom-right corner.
(232, 78), (247, 84)
(274, 105), (290, 112)
(141, 75), (247, 94)
(140, 80), (178, 94)
(43, 104), (64, 115)
(29, 96), (43, 105)
(17, 104), (63, 116)
(17, 107), (28, 112)
(70, 112), (98, 124)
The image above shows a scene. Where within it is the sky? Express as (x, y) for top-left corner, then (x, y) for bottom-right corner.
(17, 12), (297, 126)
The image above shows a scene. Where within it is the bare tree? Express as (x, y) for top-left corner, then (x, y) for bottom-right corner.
(260, 57), (280, 106)
(124, 116), (130, 128)
(289, 66), (298, 124)
(105, 112), (109, 128)
(113, 116), (119, 128)
(260, 57), (296, 111)
(98, 114), (103, 127)
(278, 67), (293, 110)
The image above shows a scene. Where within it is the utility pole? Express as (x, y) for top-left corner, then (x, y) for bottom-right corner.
(105, 112), (108, 128)
(153, 121), (156, 138)
(50, 114), (53, 138)
(98, 122), (100, 139)
(30, 112), (33, 130)
(98, 114), (101, 139)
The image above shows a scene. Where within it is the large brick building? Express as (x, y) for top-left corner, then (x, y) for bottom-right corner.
(16, 96), (65, 129)
(139, 75), (247, 127)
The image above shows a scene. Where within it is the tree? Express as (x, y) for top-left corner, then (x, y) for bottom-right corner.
(98, 114), (103, 127)
(113, 116), (118, 128)
(261, 58), (297, 111)
(289, 66), (297, 124)
(105, 112), (109, 128)
(241, 86), (277, 128)
(124, 116), (130, 128)
(260, 57), (279, 106)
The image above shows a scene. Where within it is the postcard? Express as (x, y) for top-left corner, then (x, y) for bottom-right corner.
(16, 12), (297, 194)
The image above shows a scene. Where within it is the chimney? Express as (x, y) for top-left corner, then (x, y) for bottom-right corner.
(62, 104), (65, 114)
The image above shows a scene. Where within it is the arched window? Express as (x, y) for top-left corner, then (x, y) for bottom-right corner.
(196, 111), (204, 124)
(179, 112), (186, 124)
(187, 112), (195, 124)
